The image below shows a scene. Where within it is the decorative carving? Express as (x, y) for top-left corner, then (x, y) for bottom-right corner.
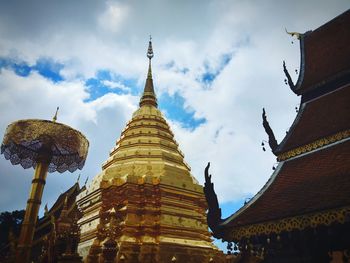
(283, 61), (296, 92)
(262, 108), (278, 154)
(204, 162), (225, 238)
(102, 238), (118, 263)
(86, 240), (102, 263)
(285, 28), (301, 39)
(1, 119), (89, 173)
(277, 130), (350, 161)
(37, 197), (82, 263)
(228, 206), (350, 241)
(54, 196), (82, 262)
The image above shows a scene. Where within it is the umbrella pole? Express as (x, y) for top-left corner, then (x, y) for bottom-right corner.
(15, 161), (49, 263)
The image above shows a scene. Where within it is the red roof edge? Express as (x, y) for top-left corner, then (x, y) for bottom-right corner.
(294, 9), (350, 96)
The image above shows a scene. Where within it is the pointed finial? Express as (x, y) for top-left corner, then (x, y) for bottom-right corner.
(110, 207), (116, 214)
(84, 176), (89, 186)
(44, 203), (49, 215)
(52, 107), (59, 122)
(283, 61), (296, 92)
(139, 37), (158, 107)
(77, 174), (81, 183)
(285, 28), (301, 39)
(262, 108), (278, 154)
(147, 35), (154, 60)
(63, 194), (68, 207)
(146, 36), (154, 79)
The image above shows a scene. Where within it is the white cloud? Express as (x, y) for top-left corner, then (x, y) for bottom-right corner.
(98, 1), (129, 33)
(102, 79), (130, 92)
(0, 69), (137, 211)
(0, 0), (349, 213)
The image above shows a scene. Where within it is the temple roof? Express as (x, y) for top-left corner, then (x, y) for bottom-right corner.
(34, 182), (83, 239)
(223, 139), (350, 232)
(264, 11), (350, 158)
(293, 9), (350, 96)
(276, 84), (350, 158)
(205, 10), (350, 242)
(45, 182), (81, 216)
(205, 138), (350, 241)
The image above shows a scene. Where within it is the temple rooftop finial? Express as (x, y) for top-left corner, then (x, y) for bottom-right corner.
(262, 108), (278, 154)
(285, 28), (301, 39)
(146, 35), (154, 79)
(147, 35), (154, 60)
(139, 36), (158, 107)
(52, 107), (59, 122)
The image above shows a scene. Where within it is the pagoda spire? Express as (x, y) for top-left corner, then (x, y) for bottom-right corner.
(139, 36), (158, 107)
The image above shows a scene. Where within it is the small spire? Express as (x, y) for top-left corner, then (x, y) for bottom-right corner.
(147, 36), (153, 79)
(52, 107), (59, 122)
(44, 203), (49, 215)
(63, 194), (68, 208)
(110, 207), (116, 214)
(84, 176), (89, 186)
(147, 35), (154, 60)
(59, 194), (69, 219)
(139, 36), (158, 108)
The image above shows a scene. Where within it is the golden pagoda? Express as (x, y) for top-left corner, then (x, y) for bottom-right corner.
(77, 39), (224, 263)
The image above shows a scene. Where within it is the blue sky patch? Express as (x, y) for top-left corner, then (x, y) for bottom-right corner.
(162, 60), (189, 74)
(213, 198), (245, 252)
(0, 57), (31, 77)
(158, 92), (206, 129)
(0, 57), (64, 81)
(202, 71), (216, 84)
(33, 58), (64, 82)
(200, 52), (234, 87)
(220, 198), (247, 219)
(85, 69), (138, 102)
(163, 60), (175, 69)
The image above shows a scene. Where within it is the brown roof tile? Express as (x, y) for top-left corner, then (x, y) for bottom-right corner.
(295, 10), (350, 94)
(226, 139), (350, 228)
(277, 84), (350, 153)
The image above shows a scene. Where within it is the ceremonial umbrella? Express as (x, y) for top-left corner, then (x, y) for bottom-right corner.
(1, 110), (89, 263)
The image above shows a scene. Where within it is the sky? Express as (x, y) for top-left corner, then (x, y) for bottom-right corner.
(0, 0), (349, 250)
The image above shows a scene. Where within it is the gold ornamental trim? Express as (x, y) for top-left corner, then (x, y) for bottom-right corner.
(229, 206), (350, 241)
(277, 130), (350, 161)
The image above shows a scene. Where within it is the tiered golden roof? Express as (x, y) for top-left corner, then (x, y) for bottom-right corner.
(76, 39), (224, 263)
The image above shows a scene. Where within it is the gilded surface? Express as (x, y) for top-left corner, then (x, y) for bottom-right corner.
(76, 40), (225, 262)
(77, 104), (223, 262)
(277, 130), (350, 161)
(228, 206), (350, 241)
(1, 119), (89, 173)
